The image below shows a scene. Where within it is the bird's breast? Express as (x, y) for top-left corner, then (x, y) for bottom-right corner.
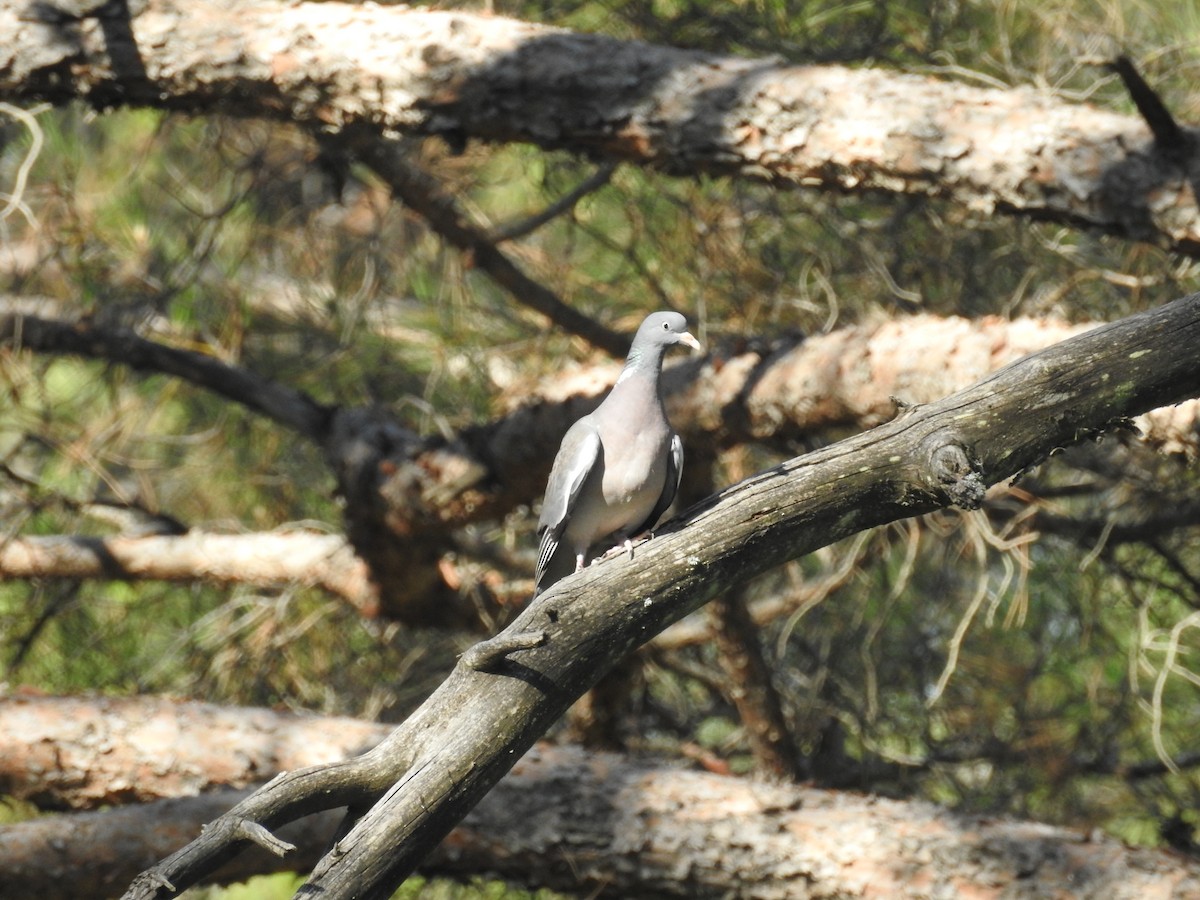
(600, 428), (669, 504)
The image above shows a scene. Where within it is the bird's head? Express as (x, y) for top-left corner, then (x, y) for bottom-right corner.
(636, 311), (702, 354)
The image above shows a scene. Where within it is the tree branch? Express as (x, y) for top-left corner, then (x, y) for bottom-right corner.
(0, 531), (377, 610)
(0, 694), (391, 811)
(487, 162), (617, 243)
(116, 292), (1200, 897)
(708, 586), (803, 779)
(0, 313), (330, 439)
(3, 1), (1197, 252)
(0, 789), (342, 900)
(1109, 56), (1189, 158)
(333, 131), (629, 357)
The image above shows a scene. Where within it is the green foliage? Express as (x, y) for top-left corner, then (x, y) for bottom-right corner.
(187, 874), (569, 900)
(3, 1), (1200, 894)
(186, 873), (306, 900)
(390, 877), (569, 900)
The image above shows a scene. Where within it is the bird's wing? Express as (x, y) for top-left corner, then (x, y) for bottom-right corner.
(633, 431), (683, 537)
(536, 421), (602, 577)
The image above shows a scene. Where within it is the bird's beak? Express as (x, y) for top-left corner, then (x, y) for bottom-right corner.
(679, 331), (702, 352)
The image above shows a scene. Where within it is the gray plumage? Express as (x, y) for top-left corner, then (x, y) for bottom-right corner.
(535, 311), (701, 595)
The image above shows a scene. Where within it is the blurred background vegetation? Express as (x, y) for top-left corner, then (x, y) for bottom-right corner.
(3, 0), (1200, 895)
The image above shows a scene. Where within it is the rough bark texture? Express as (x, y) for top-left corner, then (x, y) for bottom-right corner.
(439, 745), (1200, 900)
(113, 293), (1200, 899)
(0, 694), (390, 811)
(0, 532), (376, 612)
(2, 2), (1199, 253)
(6, 744), (1200, 900)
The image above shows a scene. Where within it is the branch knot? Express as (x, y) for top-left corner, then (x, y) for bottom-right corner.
(928, 442), (985, 510)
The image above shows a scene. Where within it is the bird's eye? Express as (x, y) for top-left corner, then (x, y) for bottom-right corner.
(662, 321), (670, 330)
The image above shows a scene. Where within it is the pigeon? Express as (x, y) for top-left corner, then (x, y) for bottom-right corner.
(535, 311), (701, 595)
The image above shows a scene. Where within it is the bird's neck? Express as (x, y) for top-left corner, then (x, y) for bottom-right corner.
(608, 349), (667, 413)
(614, 347), (664, 387)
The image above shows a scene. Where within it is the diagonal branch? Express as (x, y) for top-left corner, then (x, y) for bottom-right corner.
(487, 162), (617, 243)
(1109, 55), (1189, 158)
(1106, 54), (1200, 207)
(118, 292), (1200, 898)
(335, 130), (628, 357)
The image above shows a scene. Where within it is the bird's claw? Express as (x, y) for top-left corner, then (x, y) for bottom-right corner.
(594, 533), (651, 565)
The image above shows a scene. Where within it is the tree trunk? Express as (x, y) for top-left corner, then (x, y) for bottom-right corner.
(2, 2), (1197, 253)
(0, 694), (391, 811)
(5, 743), (1199, 899)
(0, 532), (376, 613)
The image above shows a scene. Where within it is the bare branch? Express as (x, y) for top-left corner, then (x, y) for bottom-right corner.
(0, 531), (377, 613)
(1108, 56), (1189, 157)
(487, 162), (617, 243)
(0, 789), (341, 900)
(0, 101), (45, 228)
(0, 313), (330, 439)
(336, 131), (629, 357)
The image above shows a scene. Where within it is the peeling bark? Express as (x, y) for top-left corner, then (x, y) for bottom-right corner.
(2, 2), (1198, 252)
(5, 744), (1200, 899)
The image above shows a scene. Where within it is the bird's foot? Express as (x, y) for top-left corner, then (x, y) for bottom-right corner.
(595, 533), (652, 564)
(629, 531), (654, 552)
(597, 538), (634, 562)
(594, 544), (624, 564)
